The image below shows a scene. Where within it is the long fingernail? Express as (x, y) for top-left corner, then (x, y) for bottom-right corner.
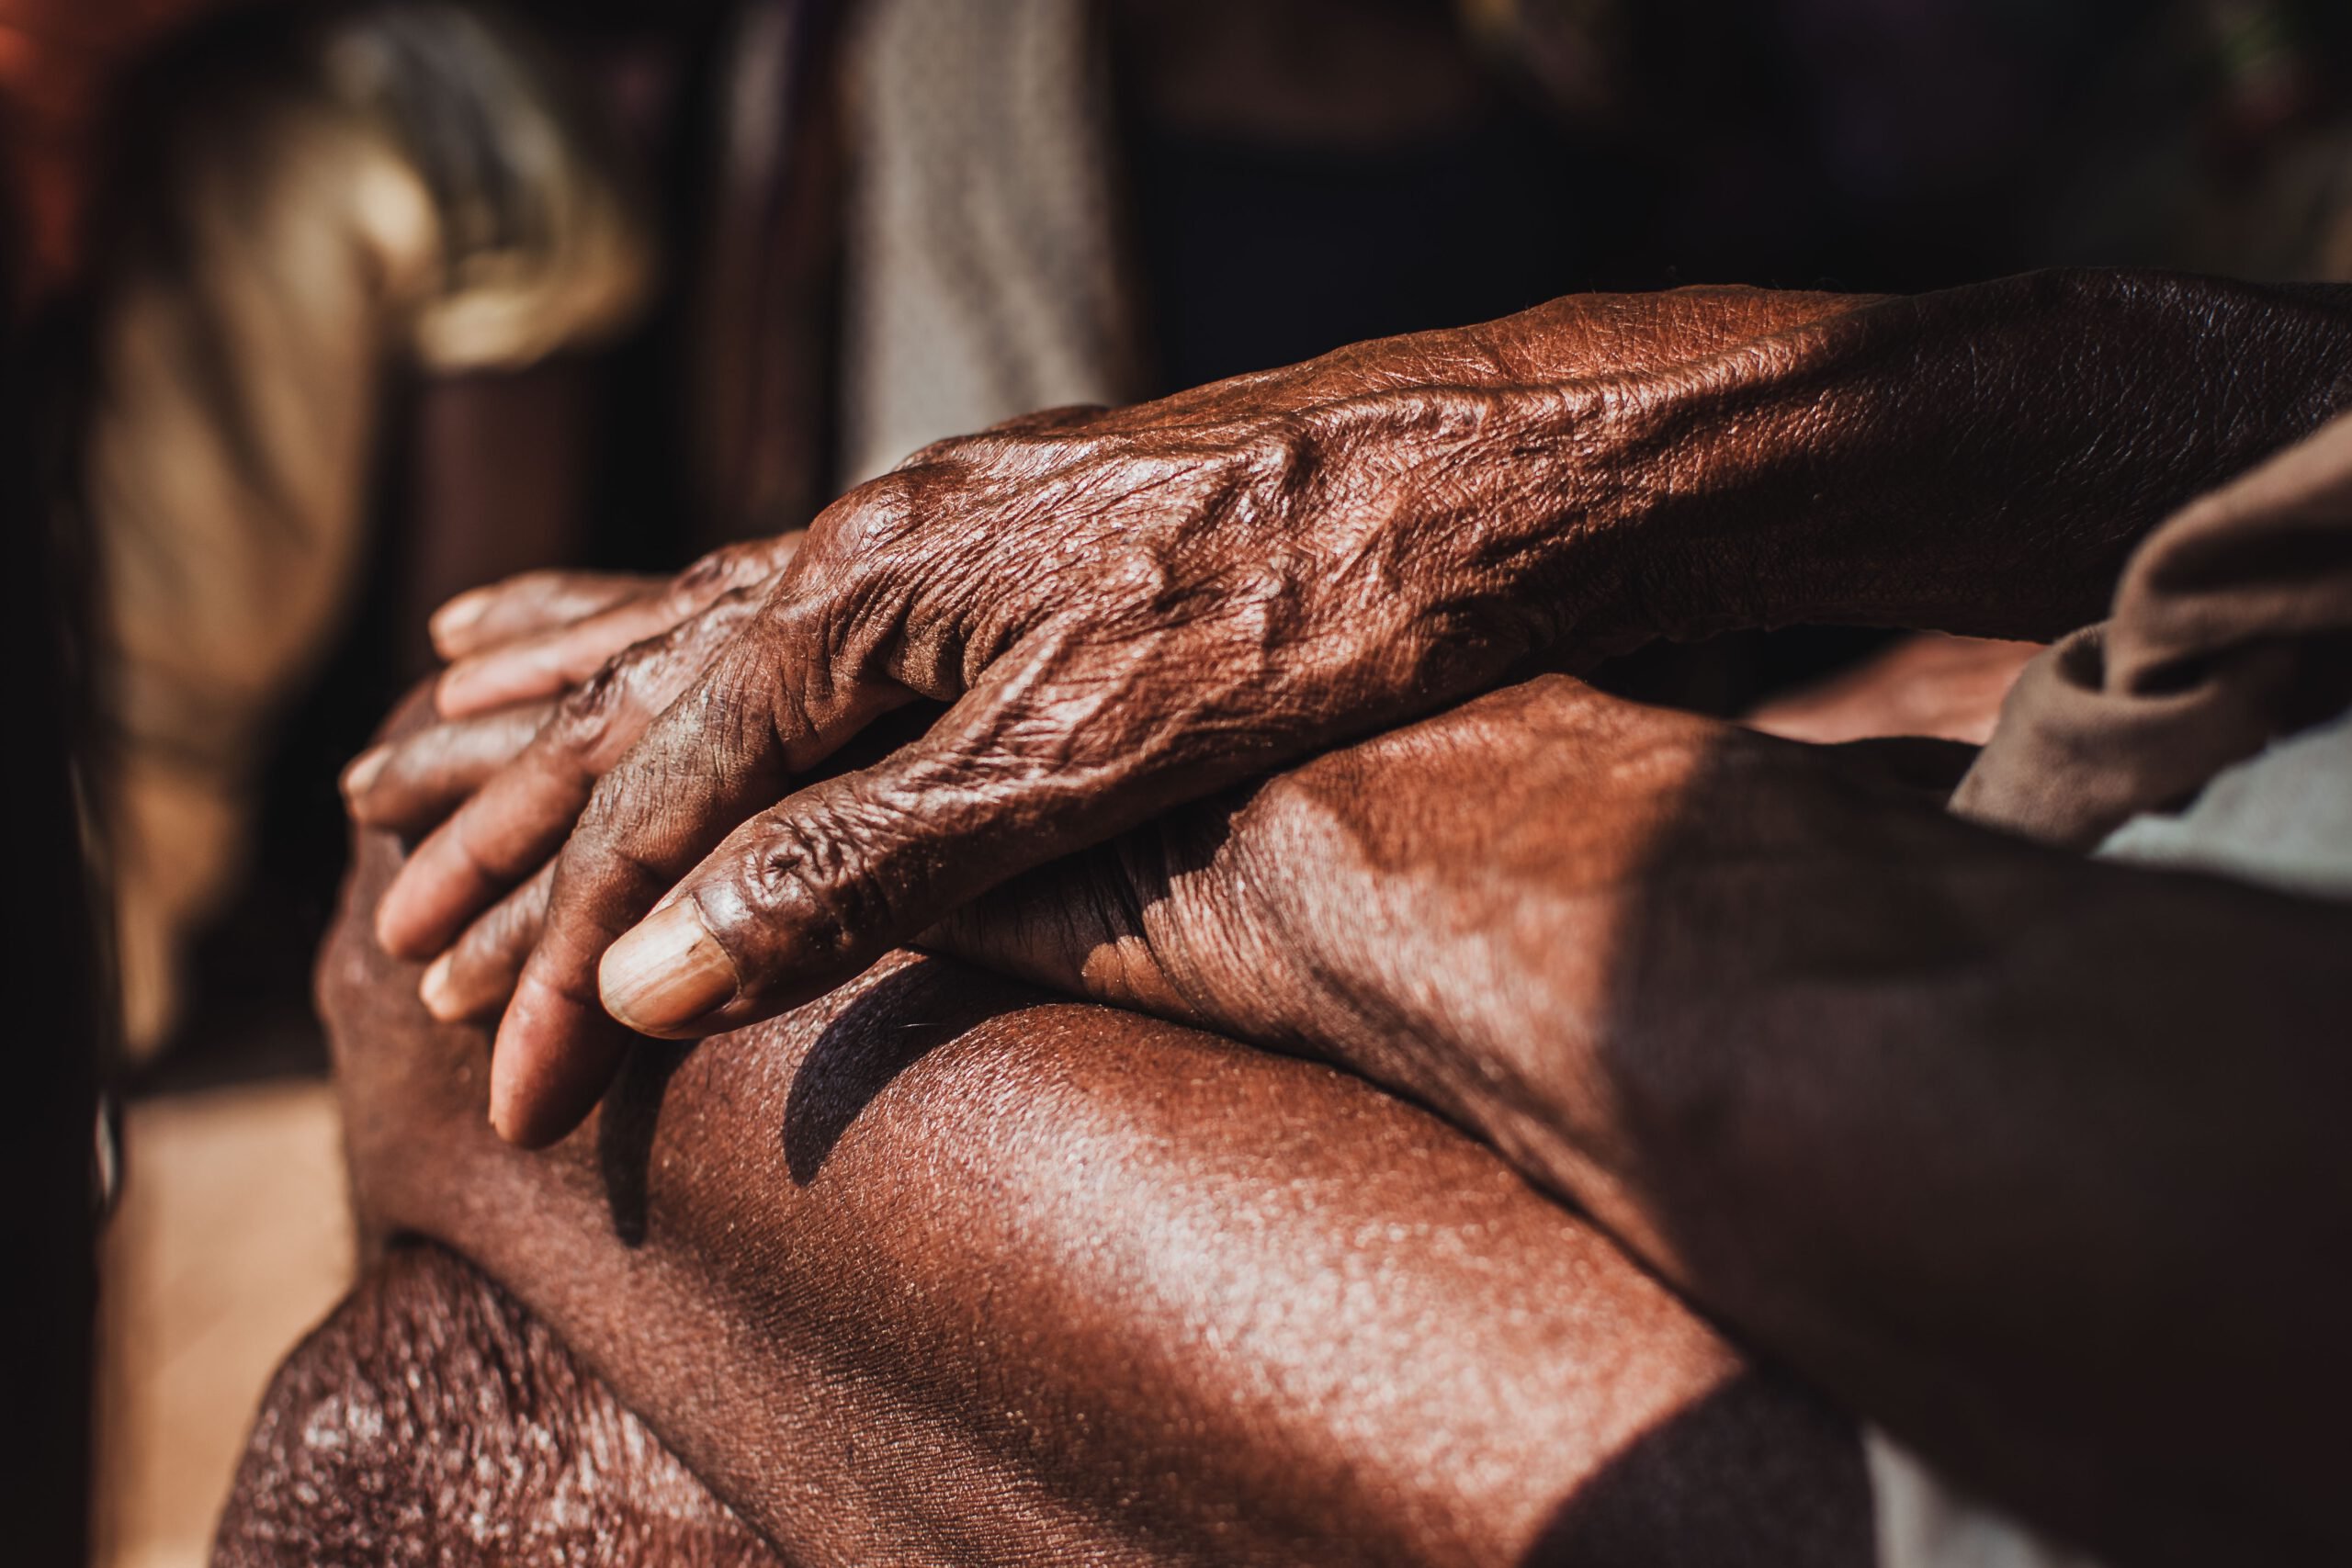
(431, 589), (492, 646)
(419, 952), (463, 1021)
(600, 900), (740, 1032)
(342, 746), (390, 802)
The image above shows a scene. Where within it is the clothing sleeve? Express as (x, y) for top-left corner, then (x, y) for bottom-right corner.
(85, 4), (651, 1052)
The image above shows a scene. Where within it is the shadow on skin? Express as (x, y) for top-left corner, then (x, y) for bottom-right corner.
(313, 688), (1883, 1562)
(781, 959), (1036, 1184)
(220, 1244), (1876, 1567)
(1520, 1372), (1871, 1567)
(1594, 732), (2352, 1566)
(597, 1039), (688, 1246)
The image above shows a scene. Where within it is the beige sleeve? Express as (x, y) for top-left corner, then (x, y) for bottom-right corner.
(87, 6), (652, 1052)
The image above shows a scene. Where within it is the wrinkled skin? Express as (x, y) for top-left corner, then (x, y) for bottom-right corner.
(354, 271), (2352, 1147)
(213, 1247), (784, 1568)
(932, 678), (2352, 1566)
(310, 692), (1875, 1567)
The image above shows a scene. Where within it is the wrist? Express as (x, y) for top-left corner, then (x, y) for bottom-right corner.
(1611, 271), (2352, 643)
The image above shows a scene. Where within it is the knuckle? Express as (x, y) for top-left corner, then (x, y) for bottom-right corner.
(550, 661), (628, 755)
(641, 607), (726, 674)
(669, 546), (738, 598)
(809, 472), (929, 561)
(666, 540), (773, 611)
(571, 758), (647, 844)
(892, 427), (991, 473)
(731, 794), (910, 961)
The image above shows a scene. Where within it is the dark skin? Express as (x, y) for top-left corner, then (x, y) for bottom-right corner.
(941, 677), (2352, 1566)
(322, 694), (1875, 1565)
(351, 271), (2352, 1147)
(332, 673), (2351, 1565)
(213, 1247), (786, 1568)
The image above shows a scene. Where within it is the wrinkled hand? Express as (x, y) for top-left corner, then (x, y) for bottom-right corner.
(488, 340), (1680, 1144)
(926, 676), (1690, 1081)
(385, 271), (2352, 1147)
(931, 675), (1983, 1094)
(427, 534), (803, 716)
(346, 536), (801, 1022)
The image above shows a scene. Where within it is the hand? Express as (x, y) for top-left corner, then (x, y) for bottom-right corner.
(481, 273), (2352, 1145)
(427, 534), (802, 716)
(926, 675), (1723, 1119)
(939, 672), (2352, 1568)
(933, 676), (1995, 1094)
(491, 341), (1667, 1144)
(345, 537), (802, 1022)
(372, 300), (1816, 1077)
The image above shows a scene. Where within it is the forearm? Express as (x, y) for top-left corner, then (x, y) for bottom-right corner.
(946, 677), (2352, 1563)
(1461, 271), (2352, 649)
(325, 807), (1865, 1563)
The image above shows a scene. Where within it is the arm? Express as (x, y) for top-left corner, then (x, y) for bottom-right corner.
(458, 268), (2352, 1145)
(323, 700), (1871, 1565)
(940, 675), (2352, 1566)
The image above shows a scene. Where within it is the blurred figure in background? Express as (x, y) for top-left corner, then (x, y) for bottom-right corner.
(51, 3), (654, 1055)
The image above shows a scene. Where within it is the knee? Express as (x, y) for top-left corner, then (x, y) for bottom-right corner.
(211, 1245), (778, 1567)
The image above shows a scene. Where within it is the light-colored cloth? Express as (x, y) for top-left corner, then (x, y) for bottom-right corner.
(837, 0), (1144, 484)
(2096, 704), (2352, 899)
(88, 2), (650, 1053)
(1868, 1434), (2103, 1568)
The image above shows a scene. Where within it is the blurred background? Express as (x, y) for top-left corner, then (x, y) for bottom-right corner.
(5, 1), (2347, 1562)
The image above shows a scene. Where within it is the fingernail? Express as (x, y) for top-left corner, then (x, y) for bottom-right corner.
(342, 746), (390, 802)
(431, 589), (492, 645)
(419, 952), (463, 1021)
(600, 900), (740, 1032)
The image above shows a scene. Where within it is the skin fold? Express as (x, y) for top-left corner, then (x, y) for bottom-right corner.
(353, 271), (2352, 1147)
(318, 696), (1872, 1567)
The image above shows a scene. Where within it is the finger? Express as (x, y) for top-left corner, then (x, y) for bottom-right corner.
(420, 862), (554, 1023)
(488, 603), (919, 1145)
(374, 698), (607, 962)
(436, 535), (806, 717)
(430, 570), (653, 660)
(595, 637), (1219, 1041)
(379, 588), (770, 960)
(343, 703), (554, 833)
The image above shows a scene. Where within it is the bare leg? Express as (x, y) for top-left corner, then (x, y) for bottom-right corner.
(310, 704), (1870, 1565)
